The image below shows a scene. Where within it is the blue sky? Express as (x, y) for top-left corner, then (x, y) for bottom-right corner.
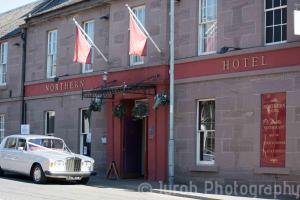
(0, 0), (39, 14)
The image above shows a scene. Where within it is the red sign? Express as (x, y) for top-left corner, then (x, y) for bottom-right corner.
(175, 47), (300, 80)
(25, 75), (101, 97)
(261, 92), (286, 167)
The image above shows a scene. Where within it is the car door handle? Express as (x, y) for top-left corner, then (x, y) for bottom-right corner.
(11, 156), (18, 160)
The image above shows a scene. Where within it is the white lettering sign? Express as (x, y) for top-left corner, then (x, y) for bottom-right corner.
(21, 124), (30, 135)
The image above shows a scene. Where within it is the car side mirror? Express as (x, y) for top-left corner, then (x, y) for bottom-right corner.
(18, 147), (24, 151)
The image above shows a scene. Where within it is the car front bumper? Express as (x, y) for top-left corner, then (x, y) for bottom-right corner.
(45, 171), (96, 179)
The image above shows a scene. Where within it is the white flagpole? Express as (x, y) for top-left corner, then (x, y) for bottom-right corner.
(125, 4), (162, 53)
(72, 18), (108, 63)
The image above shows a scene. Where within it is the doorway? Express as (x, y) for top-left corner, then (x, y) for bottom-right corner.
(122, 101), (148, 179)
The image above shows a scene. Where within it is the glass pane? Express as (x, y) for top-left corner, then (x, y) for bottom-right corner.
(266, 27), (273, 43)
(266, 11), (273, 26)
(199, 100), (215, 130)
(3, 43), (7, 64)
(266, 0), (273, 9)
(274, 9), (281, 25)
(81, 110), (90, 133)
(200, 131), (215, 161)
(281, 0), (287, 6)
(201, 0), (207, 22)
(282, 25), (287, 41)
(282, 8), (287, 24)
(274, 0), (280, 7)
(47, 112), (55, 134)
(274, 25), (281, 42)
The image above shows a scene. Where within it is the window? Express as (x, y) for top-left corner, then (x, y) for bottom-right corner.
(265, 0), (287, 44)
(82, 20), (94, 73)
(47, 30), (57, 78)
(0, 115), (4, 143)
(80, 109), (91, 156)
(5, 137), (16, 149)
(196, 99), (215, 165)
(45, 111), (55, 135)
(17, 138), (27, 150)
(199, 0), (217, 55)
(130, 5), (145, 66)
(0, 42), (8, 85)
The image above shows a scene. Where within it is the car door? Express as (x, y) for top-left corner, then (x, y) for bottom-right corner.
(14, 138), (31, 174)
(1, 137), (18, 171)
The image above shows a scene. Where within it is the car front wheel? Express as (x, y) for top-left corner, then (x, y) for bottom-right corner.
(32, 164), (47, 184)
(0, 166), (4, 176)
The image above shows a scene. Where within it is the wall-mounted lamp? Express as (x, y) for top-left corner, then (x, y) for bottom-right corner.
(13, 43), (20, 47)
(100, 14), (110, 20)
(53, 74), (69, 82)
(218, 46), (241, 54)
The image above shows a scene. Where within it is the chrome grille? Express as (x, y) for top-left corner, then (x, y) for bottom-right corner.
(66, 157), (81, 172)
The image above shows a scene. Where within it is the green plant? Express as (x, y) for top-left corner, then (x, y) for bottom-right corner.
(87, 98), (103, 118)
(132, 102), (148, 119)
(153, 92), (169, 110)
(113, 104), (126, 118)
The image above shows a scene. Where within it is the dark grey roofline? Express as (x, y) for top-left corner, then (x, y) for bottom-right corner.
(26, 0), (111, 21)
(0, 28), (22, 41)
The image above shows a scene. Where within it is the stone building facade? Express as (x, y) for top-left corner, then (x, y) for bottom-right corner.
(173, 0), (300, 185)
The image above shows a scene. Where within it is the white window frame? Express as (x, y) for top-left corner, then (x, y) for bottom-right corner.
(264, 0), (287, 45)
(198, 0), (217, 55)
(196, 99), (215, 166)
(0, 42), (8, 85)
(82, 20), (94, 73)
(80, 108), (90, 155)
(47, 30), (57, 78)
(0, 115), (5, 143)
(130, 5), (145, 66)
(44, 111), (55, 136)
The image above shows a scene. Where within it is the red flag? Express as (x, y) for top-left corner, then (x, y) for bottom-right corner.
(73, 27), (92, 64)
(129, 14), (147, 56)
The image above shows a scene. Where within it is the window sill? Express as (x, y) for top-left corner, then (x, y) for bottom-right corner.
(254, 167), (290, 175)
(190, 165), (218, 172)
(82, 71), (93, 74)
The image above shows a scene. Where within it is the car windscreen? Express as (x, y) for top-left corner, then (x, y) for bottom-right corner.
(28, 138), (67, 152)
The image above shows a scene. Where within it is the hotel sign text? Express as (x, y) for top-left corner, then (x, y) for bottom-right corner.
(223, 55), (267, 71)
(45, 80), (85, 92)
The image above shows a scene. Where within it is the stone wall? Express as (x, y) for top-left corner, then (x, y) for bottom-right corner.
(174, 69), (300, 184)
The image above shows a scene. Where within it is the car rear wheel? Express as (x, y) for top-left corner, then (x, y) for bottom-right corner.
(32, 164), (47, 184)
(77, 177), (90, 185)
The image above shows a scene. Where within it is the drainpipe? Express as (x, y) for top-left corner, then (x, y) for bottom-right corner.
(168, 0), (175, 186)
(21, 28), (27, 125)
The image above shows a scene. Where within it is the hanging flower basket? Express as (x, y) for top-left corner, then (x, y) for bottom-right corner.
(132, 102), (148, 119)
(113, 104), (126, 118)
(87, 98), (103, 118)
(153, 92), (169, 110)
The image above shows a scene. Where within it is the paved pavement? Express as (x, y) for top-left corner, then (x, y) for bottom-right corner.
(0, 174), (297, 200)
(0, 174), (188, 200)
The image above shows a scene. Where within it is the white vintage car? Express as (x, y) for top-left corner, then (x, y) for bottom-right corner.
(0, 135), (95, 184)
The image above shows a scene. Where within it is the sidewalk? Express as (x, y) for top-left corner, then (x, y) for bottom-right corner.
(88, 176), (298, 200)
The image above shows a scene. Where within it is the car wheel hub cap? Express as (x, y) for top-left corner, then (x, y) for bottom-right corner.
(34, 168), (41, 181)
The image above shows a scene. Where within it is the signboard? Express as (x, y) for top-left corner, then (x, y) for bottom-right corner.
(261, 92), (286, 168)
(21, 124), (30, 135)
(294, 10), (300, 35)
(86, 133), (92, 143)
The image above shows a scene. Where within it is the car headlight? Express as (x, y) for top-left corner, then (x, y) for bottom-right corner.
(81, 161), (93, 171)
(49, 160), (65, 171)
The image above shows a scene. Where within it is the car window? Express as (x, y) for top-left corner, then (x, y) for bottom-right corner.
(4, 138), (17, 149)
(17, 138), (27, 150)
